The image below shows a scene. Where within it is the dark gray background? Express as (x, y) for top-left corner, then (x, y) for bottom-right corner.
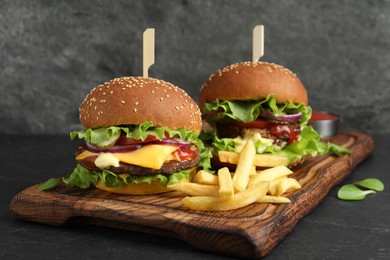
(1, 0), (389, 135)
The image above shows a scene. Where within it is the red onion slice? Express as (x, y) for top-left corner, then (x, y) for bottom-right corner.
(260, 110), (302, 121)
(86, 142), (142, 153)
(152, 138), (192, 147)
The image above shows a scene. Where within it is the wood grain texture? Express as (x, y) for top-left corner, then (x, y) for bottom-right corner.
(9, 131), (374, 259)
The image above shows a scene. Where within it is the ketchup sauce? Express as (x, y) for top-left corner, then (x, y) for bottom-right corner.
(269, 123), (300, 144)
(310, 111), (339, 121)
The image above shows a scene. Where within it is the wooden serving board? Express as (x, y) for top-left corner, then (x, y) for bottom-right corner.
(10, 131), (374, 259)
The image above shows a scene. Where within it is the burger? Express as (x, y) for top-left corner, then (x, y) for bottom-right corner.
(62, 76), (211, 195)
(199, 61), (349, 168)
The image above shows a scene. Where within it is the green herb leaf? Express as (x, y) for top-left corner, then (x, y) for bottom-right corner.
(354, 178), (384, 192)
(37, 178), (61, 191)
(337, 184), (376, 201)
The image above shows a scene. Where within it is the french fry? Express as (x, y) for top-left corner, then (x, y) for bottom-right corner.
(193, 170), (219, 185)
(182, 181), (269, 211)
(249, 166), (293, 186)
(257, 195), (291, 203)
(250, 166), (256, 176)
(218, 150), (288, 167)
(268, 177), (287, 195)
(275, 178), (301, 196)
(232, 139), (256, 192)
(218, 167), (234, 200)
(168, 182), (219, 197)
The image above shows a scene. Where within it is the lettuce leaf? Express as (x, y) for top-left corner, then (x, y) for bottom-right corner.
(62, 164), (191, 189)
(201, 126), (350, 165)
(70, 121), (200, 144)
(202, 94), (312, 126)
(200, 130), (235, 153)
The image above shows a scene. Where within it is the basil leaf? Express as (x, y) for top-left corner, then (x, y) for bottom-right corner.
(37, 178), (61, 191)
(354, 178), (384, 192)
(337, 184), (376, 201)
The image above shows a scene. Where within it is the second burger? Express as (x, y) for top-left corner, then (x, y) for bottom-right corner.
(199, 61), (349, 168)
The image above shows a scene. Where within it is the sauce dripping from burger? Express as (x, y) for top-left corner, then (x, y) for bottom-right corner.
(268, 123), (300, 144)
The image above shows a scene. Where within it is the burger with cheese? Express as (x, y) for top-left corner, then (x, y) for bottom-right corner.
(62, 76), (210, 195)
(200, 61), (349, 168)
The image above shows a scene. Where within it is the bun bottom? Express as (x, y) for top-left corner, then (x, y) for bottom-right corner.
(96, 180), (171, 195)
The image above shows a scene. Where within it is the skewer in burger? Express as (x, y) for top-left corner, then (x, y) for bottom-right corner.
(199, 61), (349, 168)
(62, 77), (211, 195)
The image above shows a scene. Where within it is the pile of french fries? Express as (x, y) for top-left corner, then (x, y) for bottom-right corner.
(168, 140), (302, 211)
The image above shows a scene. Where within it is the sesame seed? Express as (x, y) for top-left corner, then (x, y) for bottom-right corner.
(135, 101), (139, 105)
(121, 101), (126, 104)
(110, 91), (113, 94)
(160, 97), (164, 101)
(133, 108), (138, 113)
(166, 94), (170, 97)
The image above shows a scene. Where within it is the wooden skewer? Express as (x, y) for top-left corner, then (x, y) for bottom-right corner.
(252, 25), (264, 62)
(143, 28), (155, 77)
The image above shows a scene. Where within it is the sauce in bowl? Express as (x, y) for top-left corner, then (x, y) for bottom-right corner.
(309, 111), (340, 137)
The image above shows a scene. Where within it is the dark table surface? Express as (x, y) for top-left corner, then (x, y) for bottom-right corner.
(1, 134), (389, 260)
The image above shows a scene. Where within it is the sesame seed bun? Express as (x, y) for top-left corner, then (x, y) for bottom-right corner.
(96, 179), (171, 195)
(199, 61), (308, 108)
(79, 77), (202, 133)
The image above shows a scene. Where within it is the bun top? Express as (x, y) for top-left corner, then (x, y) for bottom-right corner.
(199, 61), (308, 107)
(79, 77), (202, 133)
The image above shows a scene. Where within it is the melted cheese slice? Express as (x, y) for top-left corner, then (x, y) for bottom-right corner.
(76, 144), (179, 170)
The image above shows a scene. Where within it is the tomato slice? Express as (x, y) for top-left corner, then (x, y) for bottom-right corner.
(115, 135), (159, 145)
(172, 147), (196, 161)
(232, 120), (271, 129)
